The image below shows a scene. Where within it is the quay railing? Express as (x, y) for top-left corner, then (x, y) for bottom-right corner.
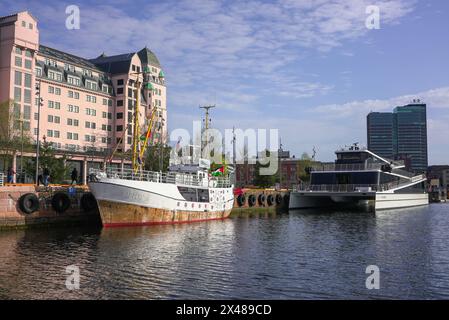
(89, 168), (232, 188)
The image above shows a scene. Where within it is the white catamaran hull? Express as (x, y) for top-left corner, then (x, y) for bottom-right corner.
(289, 191), (428, 211)
(90, 178), (234, 227)
(374, 192), (429, 210)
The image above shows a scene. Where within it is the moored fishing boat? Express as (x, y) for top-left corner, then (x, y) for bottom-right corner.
(89, 163), (234, 227)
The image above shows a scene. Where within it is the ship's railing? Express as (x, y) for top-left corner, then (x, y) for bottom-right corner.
(293, 184), (380, 193)
(0, 173), (4, 186)
(89, 168), (232, 188)
(311, 163), (383, 172)
(293, 175), (426, 193)
(391, 168), (415, 178)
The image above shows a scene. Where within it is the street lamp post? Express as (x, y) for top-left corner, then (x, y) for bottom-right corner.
(35, 79), (43, 185)
(20, 117), (24, 183)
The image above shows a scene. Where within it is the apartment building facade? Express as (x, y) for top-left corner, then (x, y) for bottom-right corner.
(0, 11), (167, 182)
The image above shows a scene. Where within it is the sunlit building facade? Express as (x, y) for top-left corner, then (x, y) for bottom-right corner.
(0, 11), (167, 182)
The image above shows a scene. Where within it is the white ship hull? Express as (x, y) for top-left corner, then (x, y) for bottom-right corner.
(90, 178), (234, 227)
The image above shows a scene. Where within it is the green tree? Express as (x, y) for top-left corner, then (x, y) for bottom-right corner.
(0, 99), (33, 172)
(144, 143), (171, 172)
(253, 149), (278, 188)
(297, 152), (315, 183)
(24, 139), (70, 184)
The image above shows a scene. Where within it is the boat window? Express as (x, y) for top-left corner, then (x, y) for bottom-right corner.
(311, 172), (379, 185)
(177, 187), (197, 202)
(198, 189), (209, 202)
(177, 187), (210, 202)
(379, 172), (399, 184)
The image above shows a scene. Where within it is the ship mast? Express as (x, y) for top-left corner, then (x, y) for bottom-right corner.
(132, 78), (141, 172)
(199, 105), (215, 153)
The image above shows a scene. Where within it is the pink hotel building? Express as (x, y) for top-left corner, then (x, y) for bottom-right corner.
(0, 11), (167, 183)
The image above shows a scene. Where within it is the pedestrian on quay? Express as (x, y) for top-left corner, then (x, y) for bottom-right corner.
(71, 167), (78, 185)
(7, 167), (15, 183)
(43, 167), (50, 186)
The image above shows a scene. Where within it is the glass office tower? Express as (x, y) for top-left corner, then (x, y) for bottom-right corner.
(394, 103), (428, 173)
(367, 102), (428, 173)
(367, 112), (395, 159)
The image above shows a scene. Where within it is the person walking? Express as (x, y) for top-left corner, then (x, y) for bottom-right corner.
(71, 168), (78, 185)
(43, 167), (50, 186)
(7, 167), (15, 183)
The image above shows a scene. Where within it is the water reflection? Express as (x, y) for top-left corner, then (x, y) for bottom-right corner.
(0, 204), (448, 299)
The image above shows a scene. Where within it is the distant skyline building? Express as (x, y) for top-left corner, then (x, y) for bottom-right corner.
(366, 112), (395, 159)
(367, 100), (428, 172)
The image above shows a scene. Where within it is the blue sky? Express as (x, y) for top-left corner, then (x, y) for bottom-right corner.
(2, 0), (448, 164)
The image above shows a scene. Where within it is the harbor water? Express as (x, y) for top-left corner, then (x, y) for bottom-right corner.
(0, 204), (448, 299)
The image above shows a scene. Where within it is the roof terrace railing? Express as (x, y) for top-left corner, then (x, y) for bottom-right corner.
(89, 167), (232, 188)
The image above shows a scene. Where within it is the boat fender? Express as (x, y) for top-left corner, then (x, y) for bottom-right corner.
(267, 194), (274, 206)
(237, 194), (246, 207)
(80, 193), (97, 212)
(248, 194), (256, 207)
(258, 194), (266, 206)
(52, 192), (71, 213)
(18, 193), (39, 214)
(275, 194), (283, 205)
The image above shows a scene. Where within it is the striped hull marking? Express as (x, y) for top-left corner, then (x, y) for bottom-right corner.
(98, 200), (232, 227)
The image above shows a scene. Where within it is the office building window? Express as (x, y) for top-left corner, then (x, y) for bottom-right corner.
(14, 71), (22, 86)
(116, 125), (123, 132)
(23, 105), (31, 120)
(14, 87), (21, 102)
(117, 79), (124, 86)
(24, 89), (31, 103)
(117, 87), (124, 95)
(25, 59), (32, 70)
(15, 56), (22, 67)
(117, 112), (123, 119)
(24, 74), (32, 88)
(117, 100), (123, 107)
